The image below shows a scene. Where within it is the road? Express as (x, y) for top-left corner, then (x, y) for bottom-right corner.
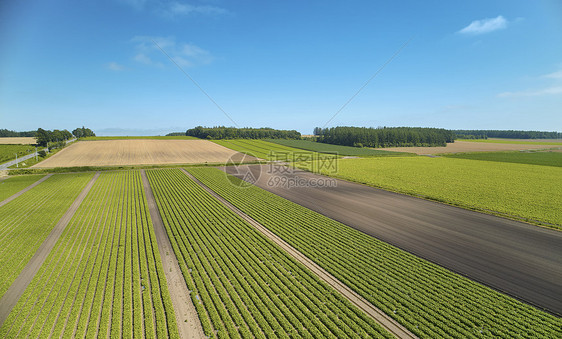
(223, 164), (562, 315)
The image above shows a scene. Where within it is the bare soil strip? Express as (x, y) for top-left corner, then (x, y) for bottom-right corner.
(140, 170), (204, 339)
(0, 172), (100, 327)
(182, 169), (417, 339)
(0, 174), (53, 208)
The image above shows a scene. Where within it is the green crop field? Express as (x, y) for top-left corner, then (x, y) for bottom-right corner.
(0, 173), (93, 299)
(0, 175), (45, 201)
(0, 145), (36, 164)
(458, 138), (562, 145)
(0, 171), (178, 338)
(267, 139), (409, 156)
(444, 151), (562, 167)
(213, 139), (337, 161)
(298, 157), (562, 227)
(80, 136), (199, 141)
(147, 168), (392, 338)
(189, 167), (562, 338)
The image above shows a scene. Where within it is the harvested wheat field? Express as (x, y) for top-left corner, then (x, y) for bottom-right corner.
(382, 140), (561, 155)
(0, 137), (36, 145)
(32, 139), (257, 167)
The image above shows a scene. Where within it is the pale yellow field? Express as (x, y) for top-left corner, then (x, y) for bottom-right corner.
(382, 141), (561, 155)
(0, 137), (36, 145)
(33, 140), (257, 167)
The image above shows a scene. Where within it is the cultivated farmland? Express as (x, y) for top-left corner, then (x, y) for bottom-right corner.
(0, 138), (37, 145)
(300, 157), (562, 226)
(146, 168), (392, 338)
(0, 175), (45, 201)
(0, 173), (93, 299)
(189, 167), (562, 338)
(267, 139), (407, 156)
(381, 140), (560, 154)
(32, 140), (255, 168)
(213, 139), (337, 161)
(0, 171), (178, 338)
(443, 150), (562, 167)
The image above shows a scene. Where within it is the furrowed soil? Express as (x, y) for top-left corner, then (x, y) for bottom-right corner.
(32, 140), (256, 167)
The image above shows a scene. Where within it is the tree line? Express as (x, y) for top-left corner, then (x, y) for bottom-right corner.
(453, 130), (560, 139)
(314, 126), (456, 147)
(186, 126), (301, 139)
(72, 126), (96, 138)
(0, 129), (37, 137)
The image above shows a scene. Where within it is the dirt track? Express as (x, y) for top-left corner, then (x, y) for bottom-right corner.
(184, 169), (417, 339)
(223, 165), (562, 315)
(141, 170), (204, 339)
(382, 140), (561, 154)
(0, 174), (52, 208)
(33, 140), (256, 167)
(0, 172), (100, 327)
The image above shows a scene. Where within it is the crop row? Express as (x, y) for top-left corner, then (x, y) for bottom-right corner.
(0, 174), (46, 202)
(0, 173), (93, 299)
(188, 167), (562, 338)
(0, 171), (178, 338)
(146, 168), (393, 338)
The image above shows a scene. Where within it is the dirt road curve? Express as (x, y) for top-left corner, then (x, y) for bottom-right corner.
(184, 169), (418, 339)
(223, 165), (562, 315)
(0, 174), (52, 208)
(140, 170), (204, 339)
(0, 172), (100, 327)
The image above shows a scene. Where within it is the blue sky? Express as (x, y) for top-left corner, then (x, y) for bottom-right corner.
(1, 0), (561, 135)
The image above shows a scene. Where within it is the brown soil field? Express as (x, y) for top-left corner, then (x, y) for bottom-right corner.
(0, 137), (36, 145)
(33, 140), (256, 167)
(381, 140), (561, 155)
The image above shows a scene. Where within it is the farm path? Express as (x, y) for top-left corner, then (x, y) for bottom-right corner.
(140, 170), (205, 339)
(0, 172), (100, 327)
(182, 168), (418, 339)
(224, 165), (562, 315)
(0, 174), (52, 208)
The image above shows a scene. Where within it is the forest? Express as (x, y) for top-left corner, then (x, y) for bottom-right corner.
(453, 130), (560, 139)
(314, 126), (456, 147)
(186, 126), (301, 140)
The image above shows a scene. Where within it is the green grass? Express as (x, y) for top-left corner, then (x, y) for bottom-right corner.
(0, 175), (45, 201)
(299, 157), (562, 227)
(80, 135), (199, 141)
(0, 144), (36, 164)
(147, 168), (392, 338)
(0, 173), (94, 299)
(267, 139), (410, 156)
(444, 151), (562, 167)
(213, 139), (337, 161)
(189, 167), (562, 338)
(458, 138), (562, 145)
(0, 171), (178, 338)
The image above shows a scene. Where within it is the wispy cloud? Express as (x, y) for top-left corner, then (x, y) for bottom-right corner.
(498, 86), (562, 98)
(105, 62), (126, 71)
(459, 15), (508, 35)
(118, 0), (228, 18)
(132, 36), (213, 68)
(160, 2), (228, 18)
(544, 70), (562, 79)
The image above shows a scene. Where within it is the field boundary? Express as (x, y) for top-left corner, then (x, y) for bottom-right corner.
(182, 168), (417, 339)
(0, 174), (52, 208)
(0, 172), (100, 327)
(140, 170), (205, 339)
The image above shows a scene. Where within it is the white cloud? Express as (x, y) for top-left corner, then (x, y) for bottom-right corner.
(106, 62), (125, 71)
(498, 86), (562, 98)
(459, 15), (508, 35)
(132, 36), (213, 68)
